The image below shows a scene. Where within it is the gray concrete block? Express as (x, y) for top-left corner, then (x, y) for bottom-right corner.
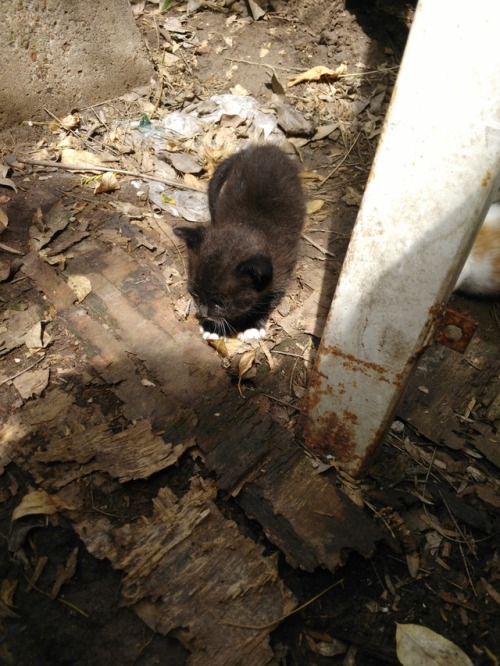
(0, 0), (153, 130)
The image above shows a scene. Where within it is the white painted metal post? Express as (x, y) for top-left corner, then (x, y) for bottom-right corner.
(303, 0), (500, 475)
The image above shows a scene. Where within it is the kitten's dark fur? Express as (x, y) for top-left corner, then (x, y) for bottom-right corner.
(174, 144), (305, 339)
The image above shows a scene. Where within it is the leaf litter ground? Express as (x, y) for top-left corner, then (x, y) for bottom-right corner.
(0, 1), (499, 665)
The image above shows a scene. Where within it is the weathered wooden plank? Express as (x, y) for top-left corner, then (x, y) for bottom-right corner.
(196, 397), (383, 571)
(399, 336), (500, 467)
(74, 479), (295, 666)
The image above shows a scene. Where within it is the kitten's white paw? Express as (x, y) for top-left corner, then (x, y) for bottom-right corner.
(237, 327), (266, 341)
(201, 327), (221, 341)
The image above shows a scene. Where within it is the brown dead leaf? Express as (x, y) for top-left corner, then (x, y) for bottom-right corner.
(406, 552), (420, 579)
(13, 366), (50, 400)
(51, 547), (78, 599)
(259, 340), (276, 372)
(0, 579), (18, 608)
(94, 172), (120, 194)
(0, 177), (17, 193)
(481, 577), (500, 604)
(29, 200), (71, 251)
(12, 489), (71, 522)
(288, 63), (348, 87)
(237, 350), (256, 396)
(208, 337), (244, 358)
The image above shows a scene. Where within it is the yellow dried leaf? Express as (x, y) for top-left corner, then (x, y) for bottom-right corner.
(306, 199), (325, 215)
(0, 207), (8, 233)
(208, 338), (229, 356)
(12, 489), (70, 522)
(67, 274), (92, 303)
(288, 63), (348, 87)
(396, 624), (474, 666)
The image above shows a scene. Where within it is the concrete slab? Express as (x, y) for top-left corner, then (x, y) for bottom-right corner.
(0, 0), (153, 130)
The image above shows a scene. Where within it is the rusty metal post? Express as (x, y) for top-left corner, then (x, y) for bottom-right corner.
(303, 0), (500, 475)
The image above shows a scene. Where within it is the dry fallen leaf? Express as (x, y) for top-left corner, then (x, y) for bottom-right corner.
(49, 112), (80, 132)
(94, 172), (120, 194)
(247, 0), (266, 20)
(406, 552), (420, 579)
(67, 274), (92, 303)
(60, 148), (106, 168)
(288, 63), (348, 87)
(12, 489), (71, 522)
(13, 366), (50, 400)
(259, 339), (276, 372)
(237, 350), (256, 396)
(51, 547), (78, 599)
(0, 208), (8, 233)
(0, 579), (18, 608)
(306, 199), (325, 215)
(396, 623), (474, 666)
(0, 177), (17, 192)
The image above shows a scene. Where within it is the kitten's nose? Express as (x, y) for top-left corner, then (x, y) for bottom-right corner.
(198, 304), (209, 318)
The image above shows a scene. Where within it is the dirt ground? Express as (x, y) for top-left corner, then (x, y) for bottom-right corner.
(0, 1), (499, 665)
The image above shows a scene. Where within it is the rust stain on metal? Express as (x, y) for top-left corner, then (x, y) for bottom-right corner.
(306, 406), (359, 461)
(434, 307), (478, 353)
(481, 170), (492, 187)
(319, 344), (398, 383)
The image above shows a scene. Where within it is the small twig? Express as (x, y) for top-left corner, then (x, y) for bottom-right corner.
(318, 132), (361, 187)
(0, 356), (46, 386)
(271, 349), (312, 361)
(301, 233), (336, 259)
(364, 499), (397, 540)
(24, 574), (89, 618)
(222, 578), (344, 630)
(223, 56), (302, 75)
(338, 66), (399, 79)
(0, 242), (24, 255)
(13, 157), (201, 192)
(262, 393), (299, 411)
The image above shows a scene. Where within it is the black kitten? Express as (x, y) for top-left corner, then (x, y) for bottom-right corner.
(174, 144), (305, 340)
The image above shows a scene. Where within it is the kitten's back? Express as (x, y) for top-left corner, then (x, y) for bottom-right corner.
(209, 144), (305, 238)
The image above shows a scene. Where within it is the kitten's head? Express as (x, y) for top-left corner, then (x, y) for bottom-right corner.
(173, 225), (273, 329)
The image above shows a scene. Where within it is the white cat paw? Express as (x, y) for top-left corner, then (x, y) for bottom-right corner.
(200, 327), (221, 341)
(237, 327), (266, 341)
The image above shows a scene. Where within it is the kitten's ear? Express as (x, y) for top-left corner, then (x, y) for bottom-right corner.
(236, 253), (273, 291)
(173, 226), (206, 251)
